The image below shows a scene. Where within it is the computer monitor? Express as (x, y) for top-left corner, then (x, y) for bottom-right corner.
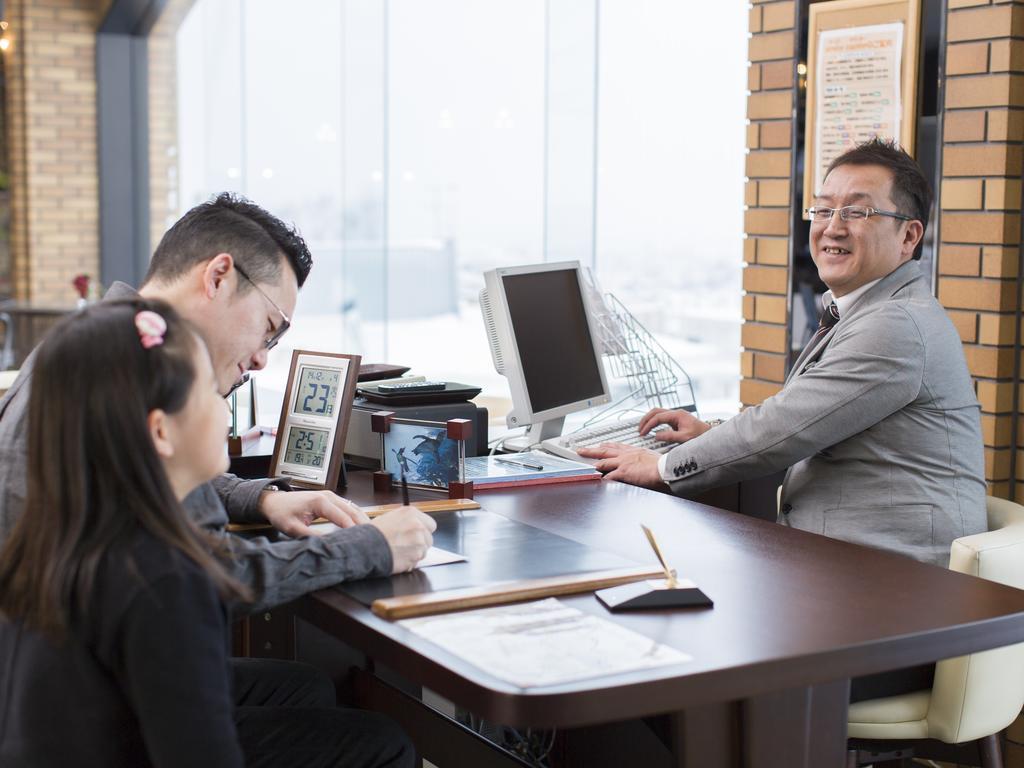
(480, 261), (611, 450)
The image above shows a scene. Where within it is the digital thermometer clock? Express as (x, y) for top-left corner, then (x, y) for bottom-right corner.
(270, 350), (361, 489)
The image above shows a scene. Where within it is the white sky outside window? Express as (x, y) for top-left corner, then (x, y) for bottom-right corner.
(173, 0), (745, 425)
(596, 0), (746, 417)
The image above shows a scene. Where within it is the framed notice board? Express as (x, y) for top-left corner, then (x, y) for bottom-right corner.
(803, 0), (921, 213)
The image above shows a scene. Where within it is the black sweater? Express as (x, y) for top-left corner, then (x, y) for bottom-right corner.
(0, 530), (244, 767)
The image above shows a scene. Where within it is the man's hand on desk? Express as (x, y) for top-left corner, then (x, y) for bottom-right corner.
(638, 407), (711, 443)
(260, 488), (370, 537)
(576, 444), (667, 490)
(371, 506), (437, 573)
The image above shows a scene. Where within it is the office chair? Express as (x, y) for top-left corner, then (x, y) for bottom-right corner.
(846, 496), (1024, 768)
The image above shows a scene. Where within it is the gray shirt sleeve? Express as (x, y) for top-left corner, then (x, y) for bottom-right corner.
(184, 483), (393, 614)
(0, 360), (33, 545)
(0, 420), (27, 544)
(210, 472), (283, 524)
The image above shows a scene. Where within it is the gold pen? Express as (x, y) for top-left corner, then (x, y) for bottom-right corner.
(641, 524), (678, 588)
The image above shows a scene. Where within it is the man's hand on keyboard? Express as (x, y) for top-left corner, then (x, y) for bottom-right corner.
(576, 444), (666, 490)
(638, 408), (711, 443)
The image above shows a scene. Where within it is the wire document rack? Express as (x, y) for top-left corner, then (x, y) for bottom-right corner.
(581, 271), (698, 428)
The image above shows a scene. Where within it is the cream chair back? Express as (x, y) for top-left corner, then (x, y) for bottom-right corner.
(986, 495), (1024, 532)
(926, 497), (1024, 743)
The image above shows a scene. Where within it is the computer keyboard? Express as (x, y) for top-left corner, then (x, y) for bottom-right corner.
(541, 416), (676, 463)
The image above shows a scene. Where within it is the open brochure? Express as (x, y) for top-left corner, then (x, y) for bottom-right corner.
(463, 451), (600, 488)
(400, 597), (691, 689)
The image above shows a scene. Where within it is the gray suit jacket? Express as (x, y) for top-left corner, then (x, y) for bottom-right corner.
(663, 260), (986, 566)
(0, 284), (392, 612)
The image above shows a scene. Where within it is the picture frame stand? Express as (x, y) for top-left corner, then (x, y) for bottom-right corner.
(228, 426), (262, 457)
(228, 376), (259, 457)
(596, 578), (713, 611)
(371, 412), (474, 500)
(372, 411), (396, 493)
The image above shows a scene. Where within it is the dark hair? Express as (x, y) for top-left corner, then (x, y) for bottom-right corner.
(0, 299), (249, 637)
(825, 137), (931, 260)
(144, 192), (313, 289)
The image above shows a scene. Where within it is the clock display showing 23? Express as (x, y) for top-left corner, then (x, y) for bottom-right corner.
(293, 366), (340, 417)
(285, 425), (331, 467)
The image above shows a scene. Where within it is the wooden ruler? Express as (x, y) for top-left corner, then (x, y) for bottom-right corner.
(362, 498), (480, 518)
(226, 498), (481, 532)
(372, 566), (665, 621)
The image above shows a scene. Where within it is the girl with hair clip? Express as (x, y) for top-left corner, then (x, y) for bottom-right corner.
(0, 299), (249, 766)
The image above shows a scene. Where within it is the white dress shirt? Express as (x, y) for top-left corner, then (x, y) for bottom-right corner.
(823, 277), (881, 318)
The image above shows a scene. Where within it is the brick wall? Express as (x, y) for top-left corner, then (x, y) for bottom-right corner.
(937, 0), (1024, 501)
(743, 0), (796, 407)
(4, 0), (109, 304)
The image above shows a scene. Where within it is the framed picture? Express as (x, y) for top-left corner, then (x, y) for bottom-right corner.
(270, 350), (361, 490)
(371, 412), (474, 498)
(384, 419), (461, 489)
(803, 0), (921, 213)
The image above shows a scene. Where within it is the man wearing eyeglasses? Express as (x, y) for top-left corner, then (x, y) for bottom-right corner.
(0, 193), (433, 764)
(581, 138), (986, 573)
(1, 192), (435, 590)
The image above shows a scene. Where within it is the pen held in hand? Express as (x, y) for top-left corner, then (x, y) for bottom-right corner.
(401, 469), (410, 506)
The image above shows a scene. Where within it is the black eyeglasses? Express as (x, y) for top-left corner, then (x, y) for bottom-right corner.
(806, 205), (913, 223)
(234, 265), (291, 350)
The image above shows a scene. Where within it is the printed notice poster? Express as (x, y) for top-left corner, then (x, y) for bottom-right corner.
(814, 22), (903, 196)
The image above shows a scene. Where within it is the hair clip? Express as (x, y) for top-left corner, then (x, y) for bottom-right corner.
(135, 310), (167, 349)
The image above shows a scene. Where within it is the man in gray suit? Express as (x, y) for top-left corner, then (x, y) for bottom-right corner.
(580, 138), (986, 569)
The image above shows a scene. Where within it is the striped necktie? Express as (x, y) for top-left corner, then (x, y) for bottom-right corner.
(811, 301), (840, 346)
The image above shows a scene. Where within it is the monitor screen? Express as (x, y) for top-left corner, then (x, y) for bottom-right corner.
(502, 268), (605, 413)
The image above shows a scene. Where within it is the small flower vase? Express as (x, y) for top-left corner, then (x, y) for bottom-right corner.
(72, 274), (91, 308)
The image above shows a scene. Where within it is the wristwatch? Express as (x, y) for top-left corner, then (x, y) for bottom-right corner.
(705, 418), (726, 428)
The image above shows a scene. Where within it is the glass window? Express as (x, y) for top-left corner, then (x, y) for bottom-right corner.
(595, 0), (746, 416)
(158, 0), (744, 423)
(385, 0), (546, 400)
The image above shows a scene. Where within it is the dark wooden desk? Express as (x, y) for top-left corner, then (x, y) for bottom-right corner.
(290, 474), (1024, 768)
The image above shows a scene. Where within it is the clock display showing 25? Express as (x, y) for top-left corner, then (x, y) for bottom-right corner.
(286, 425), (330, 467)
(293, 366), (340, 417)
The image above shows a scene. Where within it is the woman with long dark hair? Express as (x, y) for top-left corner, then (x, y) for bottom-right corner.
(0, 299), (251, 766)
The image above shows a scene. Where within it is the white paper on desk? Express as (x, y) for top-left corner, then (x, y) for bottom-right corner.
(416, 547), (467, 568)
(400, 598), (691, 689)
(307, 523), (465, 569)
